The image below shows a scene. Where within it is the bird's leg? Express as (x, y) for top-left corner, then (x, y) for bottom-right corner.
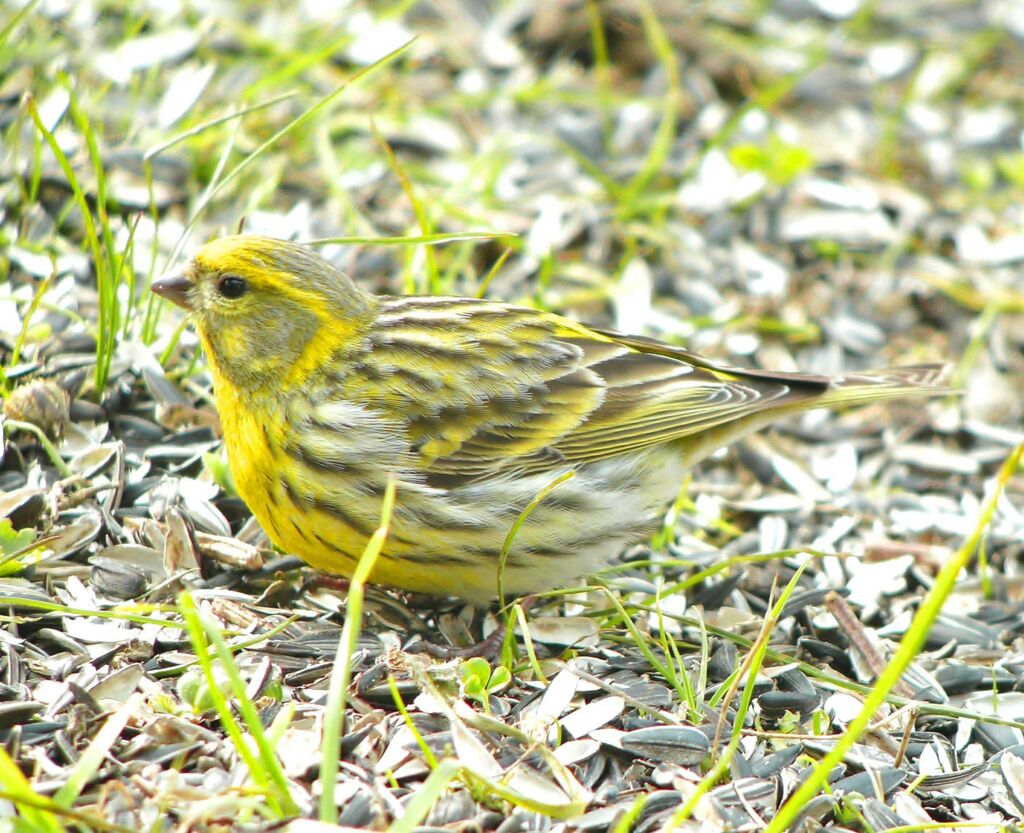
(410, 595), (540, 659)
(303, 574), (352, 594)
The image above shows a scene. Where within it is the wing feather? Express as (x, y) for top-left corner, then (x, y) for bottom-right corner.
(342, 298), (834, 485)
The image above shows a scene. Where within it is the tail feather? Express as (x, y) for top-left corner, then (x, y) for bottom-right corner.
(815, 363), (952, 409)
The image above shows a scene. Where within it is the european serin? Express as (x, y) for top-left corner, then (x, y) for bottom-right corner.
(152, 236), (946, 600)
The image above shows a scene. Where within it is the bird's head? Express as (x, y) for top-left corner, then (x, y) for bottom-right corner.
(152, 235), (374, 392)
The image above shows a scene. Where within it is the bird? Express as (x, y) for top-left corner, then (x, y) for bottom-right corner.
(151, 235), (947, 602)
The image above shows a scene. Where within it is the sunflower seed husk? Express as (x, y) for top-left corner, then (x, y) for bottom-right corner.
(620, 725), (711, 766)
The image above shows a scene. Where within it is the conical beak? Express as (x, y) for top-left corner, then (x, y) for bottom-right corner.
(151, 271), (193, 310)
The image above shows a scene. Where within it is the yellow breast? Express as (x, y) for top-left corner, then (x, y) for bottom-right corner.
(215, 380), (393, 577)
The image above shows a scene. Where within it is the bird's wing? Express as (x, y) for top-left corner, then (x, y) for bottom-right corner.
(344, 297), (831, 484)
(552, 328), (831, 464)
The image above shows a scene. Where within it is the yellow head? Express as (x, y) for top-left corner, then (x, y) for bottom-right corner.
(152, 235), (375, 392)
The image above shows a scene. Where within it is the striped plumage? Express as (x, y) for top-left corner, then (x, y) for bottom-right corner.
(152, 236), (947, 601)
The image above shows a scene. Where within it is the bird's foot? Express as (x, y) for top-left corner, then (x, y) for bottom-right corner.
(407, 625), (509, 660)
(405, 595), (539, 660)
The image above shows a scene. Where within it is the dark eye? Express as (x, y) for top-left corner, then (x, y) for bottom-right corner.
(217, 276), (248, 299)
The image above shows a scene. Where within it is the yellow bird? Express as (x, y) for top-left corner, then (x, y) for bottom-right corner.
(152, 236), (946, 600)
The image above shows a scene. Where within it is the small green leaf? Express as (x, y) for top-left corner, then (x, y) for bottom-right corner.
(149, 693), (180, 715)
(730, 135), (814, 185)
(488, 666), (511, 691)
(960, 157), (996, 192)
(0, 520), (34, 556)
(460, 657), (498, 705)
(177, 663), (232, 714)
(729, 143), (769, 172)
(995, 151), (1024, 190)
(203, 451), (236, 495)
(460, 657), (490, 686)
(811, 240), (843, 261)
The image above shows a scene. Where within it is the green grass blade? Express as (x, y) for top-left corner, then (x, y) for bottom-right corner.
(765, 443), (1024, 833)
(53, 694), (140, 808)
(10, 263), (55, 369)
(497, 470), (576, 609)
(318, 475), (396, 823)
(387, 760), (462, 833)
(389, 675), (439, 769)
(671, 563), (808, 824)
(0, 0), (39, 49)
(244, 30), (354, 99)
(180, 593), (299, 817)
(144, 92), (296, 161)
(371, 120), (439, 293)
(26, 93), (112, 392)
(189, 39), (415, 236)
(0, 746), (65, 833)
(309, 231), (516, 247)
(621, 0), (679, 205)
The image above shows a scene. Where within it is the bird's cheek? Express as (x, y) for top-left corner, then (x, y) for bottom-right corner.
(214, 327), (251, 365)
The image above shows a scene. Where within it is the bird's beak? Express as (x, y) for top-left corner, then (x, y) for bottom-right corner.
(151, 271), (193, 310)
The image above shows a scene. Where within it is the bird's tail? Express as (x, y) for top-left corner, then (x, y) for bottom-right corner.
(814, 364), (952, 409)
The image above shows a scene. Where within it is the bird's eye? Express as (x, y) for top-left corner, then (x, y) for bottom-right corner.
(217, 276), (248, 299)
